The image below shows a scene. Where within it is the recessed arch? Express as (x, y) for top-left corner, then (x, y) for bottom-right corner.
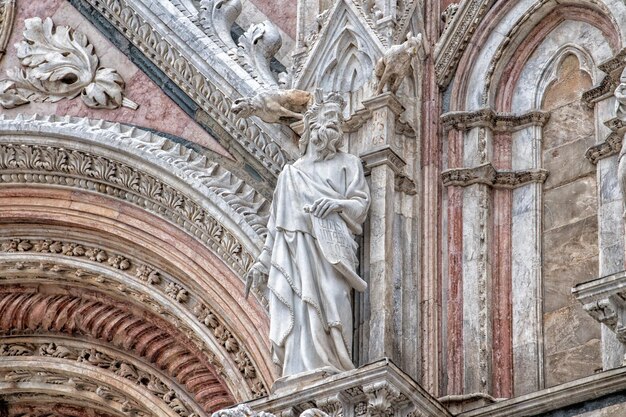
(0, 114), (278, 413)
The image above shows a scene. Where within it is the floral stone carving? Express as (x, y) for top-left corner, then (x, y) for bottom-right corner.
(0, 17), (137, 110)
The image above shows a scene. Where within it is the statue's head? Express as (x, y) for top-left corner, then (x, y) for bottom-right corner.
(300, 90), (345, 160)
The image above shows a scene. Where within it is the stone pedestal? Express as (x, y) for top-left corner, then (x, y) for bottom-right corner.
(247, 360), (452, 417)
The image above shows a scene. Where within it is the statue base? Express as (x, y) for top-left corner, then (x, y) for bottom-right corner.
(271, 366), (339, 395)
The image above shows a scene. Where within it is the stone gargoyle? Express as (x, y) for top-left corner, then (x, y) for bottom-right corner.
(231, 88), (312, 124)
(374, 32), (424, 95)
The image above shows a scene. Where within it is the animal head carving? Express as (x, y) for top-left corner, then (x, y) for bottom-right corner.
(231, 97), (255, 118)
(405, 32), (423, 56)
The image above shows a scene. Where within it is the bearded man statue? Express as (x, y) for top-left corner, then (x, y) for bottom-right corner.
(247, 90), (371, 378)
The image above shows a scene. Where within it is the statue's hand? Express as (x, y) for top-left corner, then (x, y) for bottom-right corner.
(308, 197), (343, 219)
(245, 262), (268, 299)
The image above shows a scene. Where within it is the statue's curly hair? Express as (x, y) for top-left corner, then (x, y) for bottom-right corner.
(299, 90), (346, 160)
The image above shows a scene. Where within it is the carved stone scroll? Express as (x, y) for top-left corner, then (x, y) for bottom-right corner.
(199, 0), (242, 50)
(0, 17), (137, 110)
(237, 21), (283, 87)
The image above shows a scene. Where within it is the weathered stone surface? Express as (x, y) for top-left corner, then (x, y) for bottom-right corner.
(543, 137), (596, 190)
(544, 305), (601, 354)
(543, 177), (598, 231)
(545, 339), (602, 387)
(543, 217), (598, 284)
(542, 102), (595, 150)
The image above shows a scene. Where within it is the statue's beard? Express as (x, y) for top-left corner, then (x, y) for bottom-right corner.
(310, 124), (341, 160)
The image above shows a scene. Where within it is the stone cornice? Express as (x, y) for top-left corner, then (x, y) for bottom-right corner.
(441, 109), (550, 132)
(434, 0), (494, 88)
(458, 366), (626, 417)
(583, 48), (626, 107)
(442, 163), (548, 189)
(74, 0), (297, 179)
(361, 146), (407, 175)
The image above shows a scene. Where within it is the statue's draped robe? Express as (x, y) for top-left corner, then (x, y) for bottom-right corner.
(258, 152), (370, 376)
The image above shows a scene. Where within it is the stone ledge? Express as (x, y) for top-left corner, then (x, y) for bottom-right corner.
(441, 163), (548, 189)
(247, 359), (452, 417)
(458, 366), (626, 417)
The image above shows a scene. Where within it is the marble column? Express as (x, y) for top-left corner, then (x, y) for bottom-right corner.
(360, 92), (406, 363)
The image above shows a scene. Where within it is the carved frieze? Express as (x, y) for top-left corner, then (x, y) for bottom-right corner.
(0, 241), (269, 398)
(0, 340), (200, 416)
(0, 17), (137, 110)
(434, 0), (493, 87)
(0, 114), (270, 272)
(442, 163), (549, 189)
(80, 0), (292, 176)
(441, 109), (550, 132)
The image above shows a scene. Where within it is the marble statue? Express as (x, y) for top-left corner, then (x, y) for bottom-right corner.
(374, 32), (423, 95)
(246, 90), (371, 377)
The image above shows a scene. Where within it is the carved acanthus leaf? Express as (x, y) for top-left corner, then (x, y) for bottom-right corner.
(0, 17), (136, 110)
(441, 109), (550, 132)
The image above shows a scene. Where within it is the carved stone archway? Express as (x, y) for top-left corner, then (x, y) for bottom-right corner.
(0, 114), (277, 415)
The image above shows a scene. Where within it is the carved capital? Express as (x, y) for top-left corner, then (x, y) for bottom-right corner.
(362, 92), (406, 116)
(441, 109), (550, 133)
(363, 382), (402, 417)
(442, 163), (548, 189)
(361, 146), (407, 175)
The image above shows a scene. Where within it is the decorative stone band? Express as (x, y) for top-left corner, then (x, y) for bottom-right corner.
(0, 360), (156, 417)
(76, 0), (294, 177)
(441, 109), (550, 133)
(0, 338), (203, 417)
(585, 118), (626, 164)
(573, 270), (626, 345)
(0, 114), (269, 275)
(0, 0), (15, 62)
(0, 244), (269, 399)
(239, 360), (452, 417)
(441, 163), (549, 189)
(434, 0), (492, 88)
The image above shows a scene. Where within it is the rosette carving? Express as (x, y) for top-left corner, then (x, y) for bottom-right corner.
(0, 17), (137, 110)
